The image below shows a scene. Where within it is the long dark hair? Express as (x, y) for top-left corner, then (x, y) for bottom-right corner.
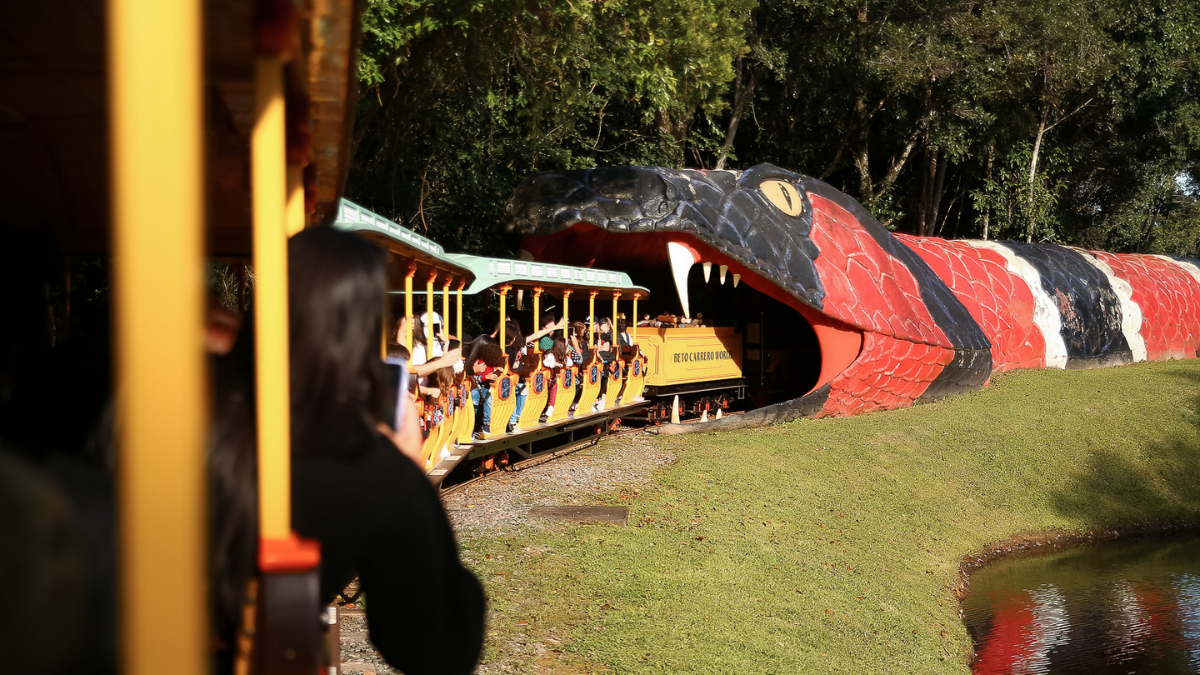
(464, 335), (505, 368)
(549, 336), (568, 364)
(570, 320), (587, 341)
(208, 335), (258, 658)
(288, 227), (387, 458)
(492, 319), (523, 349)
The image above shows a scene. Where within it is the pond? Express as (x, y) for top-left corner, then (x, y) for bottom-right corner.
(961, 532), (1200, 675)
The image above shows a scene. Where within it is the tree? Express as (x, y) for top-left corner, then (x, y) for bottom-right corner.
(350, 0), (752, 254)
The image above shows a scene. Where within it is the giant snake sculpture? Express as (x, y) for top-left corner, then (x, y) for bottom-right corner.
(505, 164), (1200, 426)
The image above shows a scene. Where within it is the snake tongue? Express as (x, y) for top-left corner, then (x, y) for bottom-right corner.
(667, 241), (698, 320)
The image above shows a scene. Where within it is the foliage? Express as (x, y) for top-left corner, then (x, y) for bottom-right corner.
(351, 0), (753, 256)
(347, 0), (1200, 254)
(460, 359), (1200, 673)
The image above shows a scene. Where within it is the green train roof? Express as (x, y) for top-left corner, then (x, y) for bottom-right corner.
(333, 199), (648, 299)
(444, 253), (650, 298)
(332, 199), (476, 284)
(335, 199), (445, 254)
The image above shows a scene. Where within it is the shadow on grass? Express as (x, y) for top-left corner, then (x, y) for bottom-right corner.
(1050, 371), (1200, 527)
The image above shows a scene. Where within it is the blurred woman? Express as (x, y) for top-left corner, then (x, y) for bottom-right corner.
(287, 227), (484, 674)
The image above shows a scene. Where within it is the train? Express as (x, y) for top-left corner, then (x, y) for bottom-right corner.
(333, 198), (750, 480)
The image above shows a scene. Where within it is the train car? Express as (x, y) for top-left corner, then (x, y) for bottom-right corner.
(334, 200), (661, 480)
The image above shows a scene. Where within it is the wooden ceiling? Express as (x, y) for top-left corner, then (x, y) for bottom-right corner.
(0, 0), (361, 256)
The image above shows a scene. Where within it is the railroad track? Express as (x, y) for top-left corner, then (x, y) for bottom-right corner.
(438, 411), (739, 497)
(438, 425), (647, 496)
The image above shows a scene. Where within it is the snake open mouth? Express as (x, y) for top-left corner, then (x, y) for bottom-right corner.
(504, 164), (994, 420)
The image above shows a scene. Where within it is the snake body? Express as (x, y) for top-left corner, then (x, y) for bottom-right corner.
(505, 164), (1200, 423)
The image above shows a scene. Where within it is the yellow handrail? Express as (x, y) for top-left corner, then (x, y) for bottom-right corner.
(110, 0), (207, 671)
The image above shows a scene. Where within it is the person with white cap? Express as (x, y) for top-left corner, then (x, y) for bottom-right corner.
(411, 311), (448, 368)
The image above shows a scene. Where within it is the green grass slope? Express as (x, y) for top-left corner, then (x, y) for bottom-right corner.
(459, 359), (1200, 674)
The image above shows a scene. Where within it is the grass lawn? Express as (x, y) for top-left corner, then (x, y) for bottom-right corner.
(457, 359), (1200, 674)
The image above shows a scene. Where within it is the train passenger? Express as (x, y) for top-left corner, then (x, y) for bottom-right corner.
(569, 321), (587, 365)
(566, 321), (588, 413)
(285, 226), (485, 674)
(491, 319), (526, 367)
(393, 316), (463, 378)
(615, 317), (633, 349)
(386, 342), (409, 360)
(592, 317), (615, 410)
(466, 339), (506, 440)
(410, 311), (448, 366)
(531, 312), (565, 352)
(594, 316), (614, 360)
(489, 319), (530, 432)
(496, 313), (565, 429)
(540, 336), (570, 422)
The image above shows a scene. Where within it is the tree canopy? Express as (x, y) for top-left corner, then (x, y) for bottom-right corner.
(347, 0), (1200, 257)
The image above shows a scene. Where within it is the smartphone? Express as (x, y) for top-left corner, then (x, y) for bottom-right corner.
(380, 357), (409, 430)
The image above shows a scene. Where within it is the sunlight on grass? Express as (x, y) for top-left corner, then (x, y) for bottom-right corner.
(460, 360), (1200, 674)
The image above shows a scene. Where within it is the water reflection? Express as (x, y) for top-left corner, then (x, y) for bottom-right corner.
(962, 532), (1200, 674)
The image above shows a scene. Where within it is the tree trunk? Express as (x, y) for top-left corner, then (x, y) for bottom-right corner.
(1027, 107), (1049, 242)
(1138, 208), (1158, 253)
(981, 141), (994, 240)
(715, 60), (758, 171)
(916, 141), (936, 236)
(927, 150), (947, 237)
(855, 144), (874, 204)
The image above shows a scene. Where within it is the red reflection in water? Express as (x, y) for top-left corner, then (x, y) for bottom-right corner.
(974, 591), (1039, 675)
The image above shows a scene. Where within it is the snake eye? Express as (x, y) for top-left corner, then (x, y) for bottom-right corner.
(759, 180), (804, 217)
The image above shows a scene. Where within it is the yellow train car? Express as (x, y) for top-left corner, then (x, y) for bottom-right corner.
(635, 325), (747, 422)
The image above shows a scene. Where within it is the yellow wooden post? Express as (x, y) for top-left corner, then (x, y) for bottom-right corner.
(561, 289), (571, 338)
(456, 280), (465, 345)
(631, 292), (640, 345)
(611, 291), (619, 340)
(498, 284), (511, 362)
(404, 262), (415, 355)
(588, 290), (598, 348)
(532, 287), (543, 352)
(442, 278), (452, 341)
(251, 57), (292, 548)
(109, 0), (206, 670)
(425, 271), (436, 351)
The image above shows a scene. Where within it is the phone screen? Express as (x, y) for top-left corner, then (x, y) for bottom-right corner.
(380, 358), (409, 430)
